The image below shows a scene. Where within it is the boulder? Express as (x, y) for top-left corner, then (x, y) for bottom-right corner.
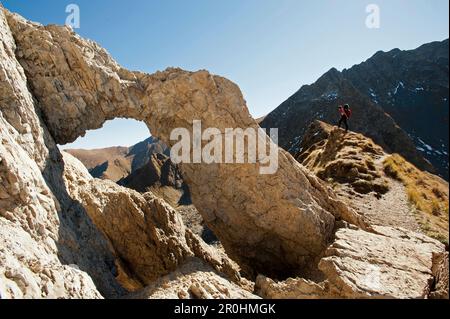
(126, 257), (258, 299)
(319, 226), (445, 298)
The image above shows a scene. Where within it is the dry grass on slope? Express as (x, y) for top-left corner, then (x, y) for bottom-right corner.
(383, 154), (449, 244)
(66, 146), (133, 181)
(297, 121), (390, 196)
(65, 147), (129, 170)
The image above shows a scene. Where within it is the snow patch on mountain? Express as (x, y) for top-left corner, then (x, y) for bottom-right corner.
(393, 81), (405, 95)
(321, 91), (338, 101)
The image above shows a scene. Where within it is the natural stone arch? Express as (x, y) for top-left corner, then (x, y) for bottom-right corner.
(6, 11), (364, 277)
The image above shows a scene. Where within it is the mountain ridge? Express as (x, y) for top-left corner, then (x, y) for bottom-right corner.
(296, 120), (448, 244)
(65, 137), (169, 181)
(261, 39), (449, 179)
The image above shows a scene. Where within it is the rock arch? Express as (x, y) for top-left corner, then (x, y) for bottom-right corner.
(6, 11), (363, 277)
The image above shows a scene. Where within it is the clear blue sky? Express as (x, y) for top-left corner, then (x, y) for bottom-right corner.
(2, 0), (448, 149)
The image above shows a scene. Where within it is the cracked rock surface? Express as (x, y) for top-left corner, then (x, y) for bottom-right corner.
(1, 7), (447, 299)
(3, 8), (362, 277)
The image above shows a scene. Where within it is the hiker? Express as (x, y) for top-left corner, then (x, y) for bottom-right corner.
(338, 104), (352, 132)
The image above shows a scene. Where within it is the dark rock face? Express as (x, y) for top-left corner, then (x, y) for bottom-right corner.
(261, 39), (449, 180)
(127, 137), (170, 171)
(343, 40), (449, 180)
(118, 153), (184, 193)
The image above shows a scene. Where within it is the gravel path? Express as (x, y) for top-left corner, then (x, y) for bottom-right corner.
(336, 156), (421, 233)
(348, 180), (421, 232)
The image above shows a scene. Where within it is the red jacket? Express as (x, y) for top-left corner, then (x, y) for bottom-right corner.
(339, 106), (352, 119)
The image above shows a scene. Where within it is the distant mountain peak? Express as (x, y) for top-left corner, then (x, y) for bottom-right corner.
(262, 39), (448, 179)
(66, 137), (169, 181)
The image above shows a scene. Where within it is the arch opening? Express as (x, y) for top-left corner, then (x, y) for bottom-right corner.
(61, 117), (220, 245)
(62, 118), (151, 151)
(9, 9), (343, 276)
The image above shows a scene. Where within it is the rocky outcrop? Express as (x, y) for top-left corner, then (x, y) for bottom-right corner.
(343, 40), (449, 180)
(0, 218), (102, 299)
(319, 226), (445, 298)
(1, 7), (448, 299)
(255, 275), (329, 299)
(68, 137), (204, 238)
(127, 257), (257, 299)
(430, 252), (449, 299)
(3, 8), (364, 277)
(296, 121), (389, 195)
(1, 8), (122, 297)
(256, 225), (446, 299)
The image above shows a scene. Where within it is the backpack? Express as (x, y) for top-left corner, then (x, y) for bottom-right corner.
(344, 108), (352, 119)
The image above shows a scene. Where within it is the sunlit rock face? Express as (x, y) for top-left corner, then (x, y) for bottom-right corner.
(3, 8), (361, 277)
(1, 7), (244, 298)
(2, 7), (446, 300)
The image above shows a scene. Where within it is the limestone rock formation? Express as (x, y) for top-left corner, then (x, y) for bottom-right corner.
(255, 275), (328, 299)
(1, 7), (448, 300)
(0, 7), (244, 298)
(319, 226), (445, 298)
(297, 120), (389, 195)
(430, 252), (449, 299)
(62, 151), (243, 290)
(1, 8), (120, 297)
(67, 138), (209, 242)
(256, 226), (446, 299)
(3, 8), (363, 277)
(0, 218), (102, 299)
(126, 257), (257, 299)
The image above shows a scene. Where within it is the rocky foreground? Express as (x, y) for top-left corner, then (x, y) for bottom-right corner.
(0, 7), (448, 299)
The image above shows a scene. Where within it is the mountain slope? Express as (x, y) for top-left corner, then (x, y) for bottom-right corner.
(343, 39), (449, 179)
(261, 39), (449, 179)
(65, 137), (169, 181)
(261, 68), (431, 171)
(64, 146), (129, 170)
(67, 139), (216, 244)
(296, 120), (449, 244)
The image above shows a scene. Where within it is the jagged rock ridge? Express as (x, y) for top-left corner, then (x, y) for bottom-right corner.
(66, 137), (169, 182)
